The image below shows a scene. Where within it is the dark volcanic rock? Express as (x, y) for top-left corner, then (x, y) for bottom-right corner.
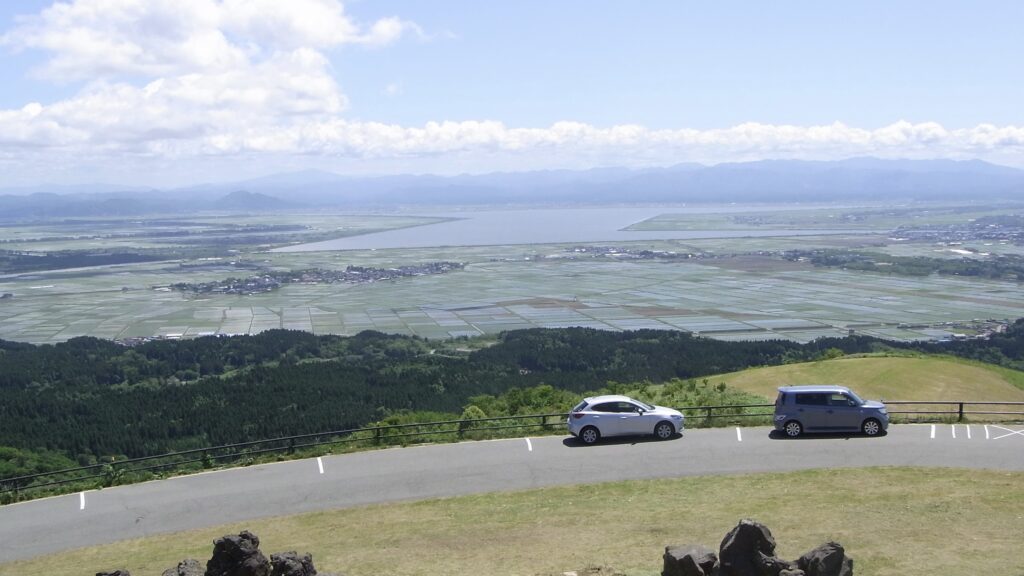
(270, 551), (317, 576)
(797, 542), (853, 576)
(662, 544), (719, 576)
(206, 531), (271, 576)
(162, 559), (203, 576)
(718, 519), (778, 576)
(96, 571), (131, 576)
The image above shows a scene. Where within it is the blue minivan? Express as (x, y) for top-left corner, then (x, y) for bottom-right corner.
(774, 385), (889, 437)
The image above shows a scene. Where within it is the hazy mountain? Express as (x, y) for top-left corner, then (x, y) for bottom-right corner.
(211, 190), (300, 211)
(1, 158), (1021, 220)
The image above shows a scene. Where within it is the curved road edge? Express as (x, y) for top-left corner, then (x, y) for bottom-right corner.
(2, 423), (1022, 563)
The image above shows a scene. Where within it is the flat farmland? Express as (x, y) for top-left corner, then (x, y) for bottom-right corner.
(2, 244), (1021, 343)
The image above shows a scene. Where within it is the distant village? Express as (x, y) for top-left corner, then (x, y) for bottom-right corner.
(164, 262), (464, 295)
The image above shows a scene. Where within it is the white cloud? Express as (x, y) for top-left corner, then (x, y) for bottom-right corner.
(1, 1), (1023, 186)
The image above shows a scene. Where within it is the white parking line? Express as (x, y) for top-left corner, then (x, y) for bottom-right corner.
(985, 425), (990, 440)
(735, 427), (743, 442)
(525, 438), (533, 452)
(989, 425), (1024, 440)
(79, 492), (85, 510)
(930, 424), (936, 439)
(952, 425), (957, 439)
(316, 457), (324, 475)
(966, 425), (972, 440)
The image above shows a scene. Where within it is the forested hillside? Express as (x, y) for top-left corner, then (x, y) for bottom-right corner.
(1, 321), (1022, 474)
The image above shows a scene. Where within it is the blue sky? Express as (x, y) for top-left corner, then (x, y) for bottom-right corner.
(1, 0), (1022, 187)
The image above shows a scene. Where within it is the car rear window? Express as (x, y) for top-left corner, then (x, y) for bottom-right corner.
(775, 392), (786, 407)
(571, 401), (588, 412)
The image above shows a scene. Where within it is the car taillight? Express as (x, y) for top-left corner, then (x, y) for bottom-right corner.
(572, 413), (585, 419)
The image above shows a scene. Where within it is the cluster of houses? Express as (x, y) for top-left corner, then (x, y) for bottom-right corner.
(165, 262), (464, 295)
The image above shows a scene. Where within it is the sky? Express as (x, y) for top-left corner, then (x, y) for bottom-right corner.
(1, 0), (1022, 188)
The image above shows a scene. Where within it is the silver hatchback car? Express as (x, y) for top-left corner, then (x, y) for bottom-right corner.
(567, 394), (685, 444)
(774, 384), (889, 437)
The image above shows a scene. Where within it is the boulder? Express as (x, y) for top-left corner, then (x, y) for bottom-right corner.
(718, 519), (778, 576)
(206, 531), (271, 576)
(662, 544), (718, 576)
(270, 551), (317, 576)
(162, 559), (203, 576)
(96, 571), (131, 576)
(796, 542), (853, 576)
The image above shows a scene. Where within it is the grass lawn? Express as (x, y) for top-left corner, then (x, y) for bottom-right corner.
(707, 355), (1024, 402)
(5, 467), (1023, 576)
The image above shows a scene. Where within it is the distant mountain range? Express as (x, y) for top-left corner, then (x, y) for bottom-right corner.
(1, 157), (1022, 219)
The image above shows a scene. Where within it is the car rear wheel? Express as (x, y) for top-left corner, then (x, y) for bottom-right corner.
(784, 420), (803, 437)
(654, 421), (675, 440)
(579, 426), (600, 445)
(862, 418), (882, 436)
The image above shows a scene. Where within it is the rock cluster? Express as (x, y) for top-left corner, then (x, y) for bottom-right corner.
(96, 531), (340, 576)
(662, 519), (853, 576)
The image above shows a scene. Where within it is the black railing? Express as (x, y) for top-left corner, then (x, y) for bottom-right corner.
(2, 401), (1022, 498)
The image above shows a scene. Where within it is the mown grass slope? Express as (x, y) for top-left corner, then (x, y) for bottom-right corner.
(706, 354), (1024, 401)
(5, 468), (1022, 576)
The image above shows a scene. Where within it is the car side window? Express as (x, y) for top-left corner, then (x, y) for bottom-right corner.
(795, 393), (826, 406)
(590, 402), (617, 413)
(829, 393), (854, 406)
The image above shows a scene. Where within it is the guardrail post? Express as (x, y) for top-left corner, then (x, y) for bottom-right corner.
(958, 402), (964, 422)
(374, 427), (381, 446)
(288, 438), (296, 454)
(705, 407), (713, 425)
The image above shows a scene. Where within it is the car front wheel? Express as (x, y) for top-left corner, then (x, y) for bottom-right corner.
(862, 418), (882, 436)
(654, 421), (675, 440)
(579, 426), (600, 445)
(784, 420), (803, 437)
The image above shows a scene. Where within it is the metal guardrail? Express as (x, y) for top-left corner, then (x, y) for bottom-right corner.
(2, 400), (1023, 497)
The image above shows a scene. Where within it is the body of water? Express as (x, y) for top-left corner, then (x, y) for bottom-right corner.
(275, 206), (873, 252)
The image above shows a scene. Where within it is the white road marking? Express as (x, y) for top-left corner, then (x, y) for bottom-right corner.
(930, 424), (936, 439)
(951, 425), (957, 439)
(989, 425), (1024, 440)
(736, 427), (743, 442)
(79, 492), (85, 510)
(525, 438), (533, 452)
(966, 425), (972, 440)
(316, 457), (324, 475)
(985, 425), (990, 440)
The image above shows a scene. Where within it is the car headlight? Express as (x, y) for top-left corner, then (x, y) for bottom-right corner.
(671, 414), (683, 419)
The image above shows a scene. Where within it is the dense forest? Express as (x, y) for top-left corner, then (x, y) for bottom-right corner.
(1, 321), (1023, 477)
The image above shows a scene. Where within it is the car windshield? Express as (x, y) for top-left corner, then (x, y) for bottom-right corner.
(634, 400), (655, 411)
(846, 390), (865, 405)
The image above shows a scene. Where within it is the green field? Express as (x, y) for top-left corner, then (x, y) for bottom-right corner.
(1, 204), (1022, 344)
(5, 468), (1021, 576)
(2, 248), (1021, 343)
(708, 355), (1024, 402)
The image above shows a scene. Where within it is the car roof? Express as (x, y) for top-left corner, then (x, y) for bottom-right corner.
(582, 394), (639, 404)
(777, 384), (852, 394)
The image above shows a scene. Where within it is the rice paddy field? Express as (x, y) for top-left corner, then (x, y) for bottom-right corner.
(1, 241), (1021, 343)
(1, 204), (1021, 344)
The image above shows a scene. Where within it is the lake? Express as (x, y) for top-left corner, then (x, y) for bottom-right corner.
(275, 206), (871, 252)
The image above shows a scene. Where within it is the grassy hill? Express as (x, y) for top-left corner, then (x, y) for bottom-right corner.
(707, 354), (1024, 402)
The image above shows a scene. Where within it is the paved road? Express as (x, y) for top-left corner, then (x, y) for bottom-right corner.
(2, 423), (1023, 563)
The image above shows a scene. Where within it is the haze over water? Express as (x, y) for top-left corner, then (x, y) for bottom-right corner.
(276, 206), (869, 252)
